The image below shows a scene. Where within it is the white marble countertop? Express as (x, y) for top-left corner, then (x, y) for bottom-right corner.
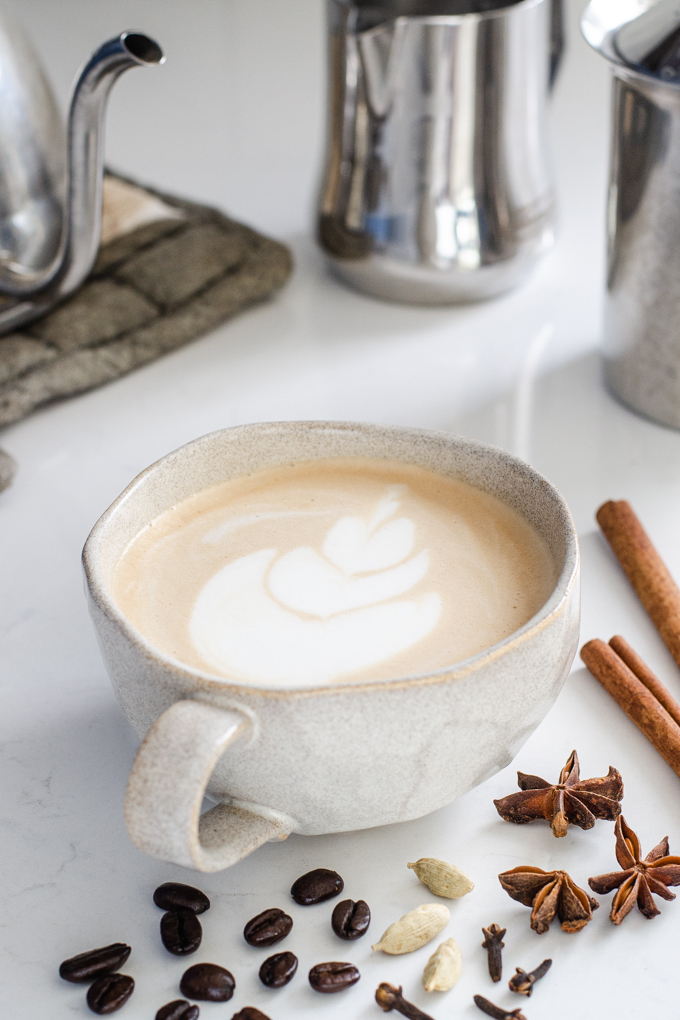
(3, 1), (680, 1017)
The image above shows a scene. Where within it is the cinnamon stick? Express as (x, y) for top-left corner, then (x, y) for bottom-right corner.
(609, 635), (680, 729)
(597, 500), (680, 668)
(581, 639), (680, 778)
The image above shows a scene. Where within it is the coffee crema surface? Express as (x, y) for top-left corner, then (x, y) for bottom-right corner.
(112, 457), (557, 688)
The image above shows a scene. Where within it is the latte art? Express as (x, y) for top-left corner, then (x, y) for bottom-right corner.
(190, 487), (441, 684)
(112, 457), (557, 688)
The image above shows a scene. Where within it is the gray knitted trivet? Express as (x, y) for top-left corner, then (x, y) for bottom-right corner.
(0, 174), (293, 491)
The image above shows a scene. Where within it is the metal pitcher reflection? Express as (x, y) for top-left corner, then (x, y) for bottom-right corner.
(319, 0), (561, 305)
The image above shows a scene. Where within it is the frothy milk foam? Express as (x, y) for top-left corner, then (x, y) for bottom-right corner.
(112, 457), (557, 687)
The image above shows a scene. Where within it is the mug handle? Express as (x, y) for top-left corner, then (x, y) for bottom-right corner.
(124, 700), (294, 872)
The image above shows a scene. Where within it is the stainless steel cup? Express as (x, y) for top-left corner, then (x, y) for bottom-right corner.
(318, 0), (559, 304)
(584, 0), (680, 428)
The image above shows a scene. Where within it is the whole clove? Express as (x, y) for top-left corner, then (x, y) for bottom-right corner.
(481, 924), (505, 982)
(508, 959), (552, 996)
(473, 994), (527, 1020)
(375, 982), (436, 1019)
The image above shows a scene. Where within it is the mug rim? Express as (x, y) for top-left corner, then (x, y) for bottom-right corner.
(83, 420), (579, 698)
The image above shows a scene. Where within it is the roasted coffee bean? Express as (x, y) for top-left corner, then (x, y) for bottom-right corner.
(291, 868), (344, 905)
(59, 943), (131, 983)
(154, 882), (210, 914)
(232, 1010), (271, 1020)
(331, 899), (371, 940)
(259, 951), (298, 988)
(308, 961), (360, 993)
(243, 907), (293, 947)
(160, 909), (203, 955)
(180, 962), (235, 1002)
(156, 1001), (199, 1020)
(86, 973), (135, 1014)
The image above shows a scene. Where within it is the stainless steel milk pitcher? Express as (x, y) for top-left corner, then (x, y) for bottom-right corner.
(319, 0), (559, 304)
(584, 0), (680, 428)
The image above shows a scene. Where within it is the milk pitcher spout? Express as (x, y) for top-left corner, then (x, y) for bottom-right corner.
(319, 0), (559, 305)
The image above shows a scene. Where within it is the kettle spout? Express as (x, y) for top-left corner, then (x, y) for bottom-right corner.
(0, 31), (163, 308)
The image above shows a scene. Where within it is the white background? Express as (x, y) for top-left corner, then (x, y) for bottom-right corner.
(2, 0), (680, 1017)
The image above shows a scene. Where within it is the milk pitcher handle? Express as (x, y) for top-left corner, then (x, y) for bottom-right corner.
(124, 700), (294, 872)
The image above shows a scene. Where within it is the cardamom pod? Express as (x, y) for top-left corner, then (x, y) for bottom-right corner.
(408, 858), (474, 899)
(422, 937), (463, 992)
(371, 903), (450, 955)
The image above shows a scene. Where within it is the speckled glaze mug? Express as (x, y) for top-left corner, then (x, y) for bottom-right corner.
(83, 421), (580, 873)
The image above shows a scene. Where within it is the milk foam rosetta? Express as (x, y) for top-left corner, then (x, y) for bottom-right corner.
(112, 458), (557, 688)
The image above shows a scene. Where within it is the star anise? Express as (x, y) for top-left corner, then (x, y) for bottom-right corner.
(498, 866), (599, 934)
(494, 750), (623, 837)
(588, 816), (680, 924)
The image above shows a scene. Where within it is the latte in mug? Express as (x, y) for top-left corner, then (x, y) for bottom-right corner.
(112, 457), (557, 688)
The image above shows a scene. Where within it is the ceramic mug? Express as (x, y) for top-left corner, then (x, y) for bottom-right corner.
(83, 421), (580, 873)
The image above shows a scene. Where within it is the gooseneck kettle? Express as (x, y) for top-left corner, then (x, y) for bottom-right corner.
(0, 7), (163, 334)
